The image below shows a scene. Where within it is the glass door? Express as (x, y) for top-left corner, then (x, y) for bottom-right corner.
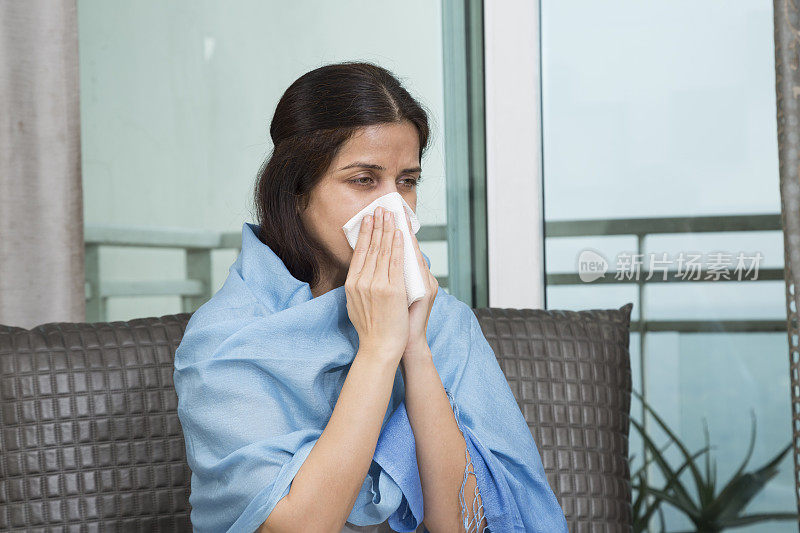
(540, 1), (789, 531)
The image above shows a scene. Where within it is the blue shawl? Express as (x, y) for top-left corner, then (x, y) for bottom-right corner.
(173, 222), (568, 533)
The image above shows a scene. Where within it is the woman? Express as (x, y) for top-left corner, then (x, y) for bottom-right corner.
(173, 61), (568, 533)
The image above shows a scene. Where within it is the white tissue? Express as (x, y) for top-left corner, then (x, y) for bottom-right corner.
(341, 191), (427, 307)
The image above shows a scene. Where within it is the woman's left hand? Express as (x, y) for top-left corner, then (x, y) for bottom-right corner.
(401, 209), (439, 362)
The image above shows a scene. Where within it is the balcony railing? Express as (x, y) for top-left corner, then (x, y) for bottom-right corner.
(544, 213), (785, 333)
(85, 214), (785, 330)
(83, 224), (449, 322)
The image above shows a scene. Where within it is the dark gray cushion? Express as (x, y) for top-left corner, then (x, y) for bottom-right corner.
(0, 315), (192, 531)
(0, 302), (633, 532)
(474, 303), (634, 532)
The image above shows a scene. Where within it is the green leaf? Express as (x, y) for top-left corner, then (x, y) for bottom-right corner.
(638, 485), (699, 517)
(630, 417), (700, 517)
(700, 417), (715, 506)
(632, 389), (710, 505)
(719, 512), (800, 528)
(706, 442), (792, 523)
(631, 440), (672, 480)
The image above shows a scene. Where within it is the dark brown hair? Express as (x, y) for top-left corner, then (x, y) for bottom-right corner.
(252, 61), (431, 289)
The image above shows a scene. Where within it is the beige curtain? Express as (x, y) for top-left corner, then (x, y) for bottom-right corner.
(0, 0), (84, 328)
(774, 0), (800, 525)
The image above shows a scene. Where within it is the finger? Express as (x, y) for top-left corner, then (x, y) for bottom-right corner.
(389, 220), (405, 288)
(428, 269), (438, 293)
(361, 207), (384, 278)
(347, 214), (373, 278)
(374, 210), (395, 283)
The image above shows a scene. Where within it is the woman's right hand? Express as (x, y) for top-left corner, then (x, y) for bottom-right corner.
(345, 206), (409, 363)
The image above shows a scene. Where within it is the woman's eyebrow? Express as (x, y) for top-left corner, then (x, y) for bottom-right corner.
(338, 161), (422, 173)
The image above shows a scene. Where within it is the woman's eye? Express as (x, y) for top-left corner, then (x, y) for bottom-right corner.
(349, 176), (420, 188)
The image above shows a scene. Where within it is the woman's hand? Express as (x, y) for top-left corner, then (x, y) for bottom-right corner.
(345, 206), (410, 364)
(401, 209), (439, 361)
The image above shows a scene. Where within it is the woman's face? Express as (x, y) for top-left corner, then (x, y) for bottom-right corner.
(300, 120), (422, 293)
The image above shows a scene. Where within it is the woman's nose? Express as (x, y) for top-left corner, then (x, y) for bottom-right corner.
(371, 184), (400, 198)
(385, 182), (403, 194)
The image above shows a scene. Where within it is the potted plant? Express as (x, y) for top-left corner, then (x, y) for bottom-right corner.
(629, 389), (797, 532)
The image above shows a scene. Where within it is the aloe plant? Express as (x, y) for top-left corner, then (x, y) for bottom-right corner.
(630, 437), (712, 531)
(628, 389), (798, 532)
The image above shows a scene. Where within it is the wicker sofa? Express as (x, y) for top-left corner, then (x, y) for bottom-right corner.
(0, 302), (634, 532)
